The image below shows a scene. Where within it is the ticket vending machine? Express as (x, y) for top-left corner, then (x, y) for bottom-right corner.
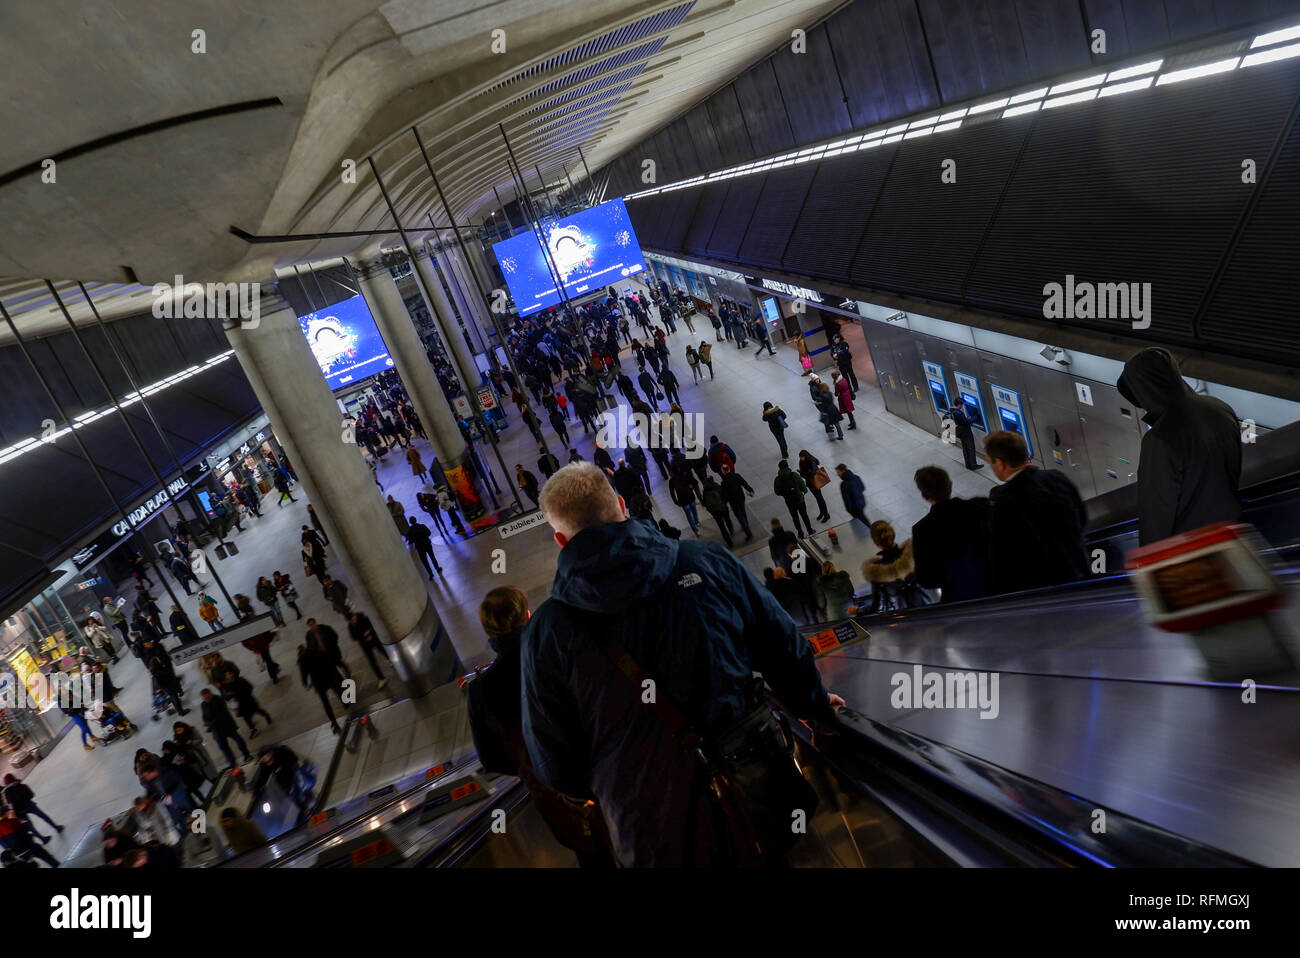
(952, 371), (988, 432)
(921, 361), (951, 415)
(990, 383), (1032, 457)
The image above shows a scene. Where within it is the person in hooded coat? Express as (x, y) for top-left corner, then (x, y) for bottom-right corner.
(521, 463), (842, 868)
(1116, 347), (1241, 545)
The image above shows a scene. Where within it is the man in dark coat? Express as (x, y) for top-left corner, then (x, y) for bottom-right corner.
(835, 464), (869, 526)
(717, 463), (754, 541)
(200, 687), (251, 768)
(406, 518), (441, 578)
(911, 465), (991, 602)
(538, 446), (561, 480)
(516, 465), (541, 508)
(306, 618), (351, 678)
(300, 628), (348, 734)
(1117, 347), (1242, 545)
(522, 464), (842, 867)
(347, 611), (390, 687)
(984, 431), (1088, 594)
(946, 400), (983, 470)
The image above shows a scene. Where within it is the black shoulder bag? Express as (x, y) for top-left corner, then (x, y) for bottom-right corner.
(601, 637), (818, 867)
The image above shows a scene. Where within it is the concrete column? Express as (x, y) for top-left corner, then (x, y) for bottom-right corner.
(226, 301), (462, 693)
(437, 242), (488, 359)
(353, 259), (487, 520)
(412, 245), (481, 384)
(448, 250), (492, 357)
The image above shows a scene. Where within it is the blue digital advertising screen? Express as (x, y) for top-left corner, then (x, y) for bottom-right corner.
(298, 294), (394, 391)
(491, 198), (646, 317)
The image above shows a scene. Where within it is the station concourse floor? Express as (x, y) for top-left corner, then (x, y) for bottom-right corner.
(21, 288), (995, 863)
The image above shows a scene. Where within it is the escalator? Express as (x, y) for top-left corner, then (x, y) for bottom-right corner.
(221, 442), (1300, 868)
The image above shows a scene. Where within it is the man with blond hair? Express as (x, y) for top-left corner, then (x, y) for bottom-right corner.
(522, 462), (843, 867)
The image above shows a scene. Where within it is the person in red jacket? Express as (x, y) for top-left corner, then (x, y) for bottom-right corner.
(832, 370), (856, 430)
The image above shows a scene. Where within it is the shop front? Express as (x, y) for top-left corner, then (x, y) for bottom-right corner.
(0, 584), (75, 769)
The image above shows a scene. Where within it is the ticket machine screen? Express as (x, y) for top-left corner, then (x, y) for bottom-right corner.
(998, 406), (1024, 434)
(928, 378), (949, 413)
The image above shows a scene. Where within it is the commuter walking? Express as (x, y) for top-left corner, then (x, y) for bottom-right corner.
(835, 464), (869, 527)
(752, 317), (776, 357)
(548, 407), (571, 449)
(255, 576), (284, 627)
(273, 471), (297, 506)
(2, 775), (63, 839)
(815, 382), (845, 440)
(699, 476), (735, 548)
(321, 575), (350, 617)
(220, 672), (273, 735)
(537, 447), (561, 480)
(521, 463), (844, 867)
(773, 459), (813, 536)
(100, 597), (130, 648)
(306, 504), (330, 546)
(697, 341), (714, 380)
(717, 463), (755, 541)
(797, 451), (832, 524)
(1116, 347), (1242, 545)
(406, 517), (442, 578)
(386, 496), (410, 539)
(241, 630), (282, 683)
(276, 573), (303, 620)
(761, 402), (790, 459)
(984, 431), (1088, 594)
(197, 592), (223, 632)
(861, 521), (927, 613)
(346, 611), (390, 687)
(658, 366), (681, 407)
(0, 808), (59, 867)
(406, 445), (429, 483)
(911, 465), (991, 602)
(199, 688), (252, 768)
(299, 636), (348, 735)
(668, 469), (701, 535)
(516, 465), (541, 508)
(306, 618), (351, 679)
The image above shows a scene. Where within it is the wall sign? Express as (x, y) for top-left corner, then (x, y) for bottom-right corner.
(759, 278), (823, 303)
(110, 477), (189, 537)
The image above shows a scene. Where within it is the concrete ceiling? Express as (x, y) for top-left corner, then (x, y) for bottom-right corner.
(0, 0), (847, 339)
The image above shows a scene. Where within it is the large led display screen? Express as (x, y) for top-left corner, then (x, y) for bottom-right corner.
(298, 294), (394, 391)
(492, 198), (646, 317)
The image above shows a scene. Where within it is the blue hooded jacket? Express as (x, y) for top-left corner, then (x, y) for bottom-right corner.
(521, 517), (832, 866)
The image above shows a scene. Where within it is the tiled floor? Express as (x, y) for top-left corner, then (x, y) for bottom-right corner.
(19, 276), (994, 862)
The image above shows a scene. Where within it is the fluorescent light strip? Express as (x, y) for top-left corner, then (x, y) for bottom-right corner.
(933, 120), (962, 133)
(1156, 57), (1241, 84)
(881, 134), (904, 144)
(1008, 87), (1049, 105)
(1106, 59), (1163, 81)
(903, 127), (932, 139)
(1251, 24), (1300, 48)
(908, 115), (940, 128)
(968, 97), (1010, 115)
(939, 108), (968, 121)
(886, 123), (909, 134)
(1243, 42), (1300, 67)
(1043, 88), (1098, 109)
(1050, 73), (1106, 94)
(1003, 101), (1041, 117)
(1099, 76), (1154, 97)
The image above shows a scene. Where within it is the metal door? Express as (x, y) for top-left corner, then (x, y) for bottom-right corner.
(894, 337), (940, 434)
(1072, 380), (1145, 495)
(1021, 363), (1097, 499)
(862, 323), (910, 422)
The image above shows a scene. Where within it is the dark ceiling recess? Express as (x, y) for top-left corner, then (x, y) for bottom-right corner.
(625, 61), (1300, 371)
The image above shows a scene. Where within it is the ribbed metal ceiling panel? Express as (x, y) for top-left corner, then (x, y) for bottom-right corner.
(738, 166), (817, 269)
(851, 118), (1029, 300)
(966, 67), (1300, 346)
(706, 175), (767, 261)
(683, 182), (728, 256)
(782, 144), (899, 283)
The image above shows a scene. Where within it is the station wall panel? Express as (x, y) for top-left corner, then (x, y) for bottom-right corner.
(706, 175), (766, 261)
(770, 24), (853, 146)
(732, 61), (797, 157)
(738, 166), (816, 270)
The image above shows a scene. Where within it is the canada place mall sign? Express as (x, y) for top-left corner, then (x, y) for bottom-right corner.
(111, 478), (189, 537)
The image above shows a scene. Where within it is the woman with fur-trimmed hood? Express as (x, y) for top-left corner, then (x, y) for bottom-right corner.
(861, 520), (926, 613)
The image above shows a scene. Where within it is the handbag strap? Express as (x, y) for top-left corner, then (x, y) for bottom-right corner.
(600, 637), (705, 759)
